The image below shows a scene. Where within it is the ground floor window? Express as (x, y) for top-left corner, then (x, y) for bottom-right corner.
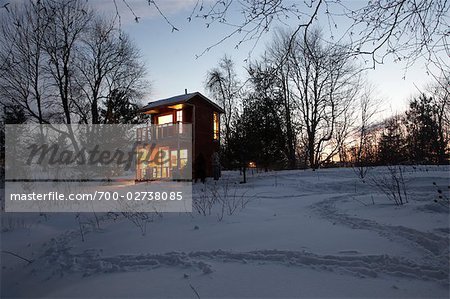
(137, 147), (189, 180)
(180, 149), (188, 168)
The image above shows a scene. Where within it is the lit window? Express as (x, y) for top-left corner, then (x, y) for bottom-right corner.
(180, 149), (188, 168)
(171, 150), (178, 167)
(213, 112), (219, 140)
(158, 148), (170, 178)
(177, 110), (183, 133)
(158, 114), (173, 125)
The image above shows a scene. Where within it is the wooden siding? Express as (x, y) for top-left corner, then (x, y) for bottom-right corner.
(143, 94), (220, 178)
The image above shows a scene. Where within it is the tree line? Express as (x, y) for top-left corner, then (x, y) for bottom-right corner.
(350, 93), (449, 167)
(206, 29), (449, 171)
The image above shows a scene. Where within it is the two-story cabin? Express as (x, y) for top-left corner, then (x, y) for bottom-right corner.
(136, 91), (224, 181)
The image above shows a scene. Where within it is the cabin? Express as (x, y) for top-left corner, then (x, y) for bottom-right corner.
(136, 91), (224, 181)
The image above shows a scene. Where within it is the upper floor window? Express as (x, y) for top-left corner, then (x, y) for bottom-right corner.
(158, 114), (173, 125)
(213, 112), (219, 140)
(177, 110), (183, 133)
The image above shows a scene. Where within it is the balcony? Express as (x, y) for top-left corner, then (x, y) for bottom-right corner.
(136, 122), (192, 142)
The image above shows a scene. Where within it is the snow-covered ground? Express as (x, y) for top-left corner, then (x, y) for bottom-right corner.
(1, 166), (449, 298)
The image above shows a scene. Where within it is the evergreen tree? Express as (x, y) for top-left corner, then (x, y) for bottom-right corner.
(237, 61), (286, 170)
(226, 60), (287, 173)
(101, 89), (148, 124)
(1, 104), (28, 186)
(3, 104), (28, 124)
(378, 116), (406, 165)
(405, 94), (440, 164)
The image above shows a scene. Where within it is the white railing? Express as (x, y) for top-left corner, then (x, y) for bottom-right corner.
(136, 122), (191, 142)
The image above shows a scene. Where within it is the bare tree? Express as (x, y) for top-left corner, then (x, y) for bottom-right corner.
(102, 32), (148, 123)
(287, 29), (358, 168)
(76, 17), (147, 124)
(333, 103), (356, 165)
(354, 84), (381, 178)
(0, 1), (51, 124)
(428, 77), (449, 164)
(190, 0), (449, 76)
(42, 0), (93, 125)
(266, 30), (299, 168)
(0, 0), (147, 126)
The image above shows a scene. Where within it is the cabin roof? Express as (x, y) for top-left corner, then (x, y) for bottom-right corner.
(140, 92), (224, 114)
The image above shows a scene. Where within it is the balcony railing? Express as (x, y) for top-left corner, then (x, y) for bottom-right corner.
(136, 122), (191, 142)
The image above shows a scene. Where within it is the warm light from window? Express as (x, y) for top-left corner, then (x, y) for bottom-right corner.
(177, 110), (183, 133)
(180, 149), (188, 168)
(171, 150), (178, 167)
(213, 112), (219, 140)
(158, 114), (173, 125)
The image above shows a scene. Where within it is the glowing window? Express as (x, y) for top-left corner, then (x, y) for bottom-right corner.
(177, 110), (183, 133)
(213, 112), (219, 140)
(180, 149), (188, 168)
(161, 149), (170, 167)
(158, 114), (173, 125)
(176, 110), (183, 122)
(171, 150), (178, 167)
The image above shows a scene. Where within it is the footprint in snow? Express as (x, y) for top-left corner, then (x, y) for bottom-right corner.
(338, 250), (360, 254)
